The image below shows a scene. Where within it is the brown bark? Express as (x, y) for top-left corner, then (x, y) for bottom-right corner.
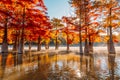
(84, 0), (89, 55)
(29, 41), (31, 51)
(79, 22), (83, 54)
(55, 37), (58, 50)
(89, 35), (93, 53)
(37, 36), (41, 51)
(18, 28), (24, 54)
(66, 29), (69, 52)
(84, 27), (89, 54)
(2, 18), (8, 53)
(45, 42), (49, 50)
(18, 7), (25, 54)
(89, 41), (93, 53)
(107, 8), (116, 54)
(67, 42), (69, 52)
(13, 32), (19, 51)
(84, 39), (89, 54)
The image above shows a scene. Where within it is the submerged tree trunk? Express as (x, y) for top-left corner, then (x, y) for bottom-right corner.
(2, 18), (8, 53)
(37, 36), (41, 51)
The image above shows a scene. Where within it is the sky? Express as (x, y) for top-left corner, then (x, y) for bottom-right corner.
(44, 0), (72, 19)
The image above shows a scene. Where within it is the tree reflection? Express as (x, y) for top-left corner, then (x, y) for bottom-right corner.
(0, 53), (8, 80)
(48, 54), (81, 80)
(0, 53), (23, 80)
(107, 54), (119, 80)
(80, 54), (98, 80)
(88, 54), (98, 79)
(0, 53), (120, 80)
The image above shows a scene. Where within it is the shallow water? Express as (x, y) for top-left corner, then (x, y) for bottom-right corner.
(0, 52), (120, 80)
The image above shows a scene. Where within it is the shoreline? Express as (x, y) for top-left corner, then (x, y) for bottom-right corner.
(0, 46), (119, 54)
(26, 46), (120, 53)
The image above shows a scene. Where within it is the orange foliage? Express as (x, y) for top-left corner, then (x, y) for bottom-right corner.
(0, 0), (51, 44)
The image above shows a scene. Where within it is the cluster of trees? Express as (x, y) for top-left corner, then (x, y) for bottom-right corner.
(0, 0), (120, 54)
(67, 0), (120, 54)
(0, 0), (51, 53)
(50, 0), (120, 54)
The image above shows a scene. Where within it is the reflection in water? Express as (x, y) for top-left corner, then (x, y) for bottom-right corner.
(107, 55), (119, 80)
(108, 55), (115, 80)
(0, 53), (120, 80)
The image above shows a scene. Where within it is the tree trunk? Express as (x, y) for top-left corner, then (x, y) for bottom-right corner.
(84, 1), (89, 55)
(18, 38), (24, 54)
(89, 35), (93, 53)
(2, 18), (8, 53)
(29, 41), (31, 51)
(84, 27), (89, 54)
(79, 24), (83, 54)
(37, 36), (41, 51)
(66, 30), (69, 52)
(13, 32), (19, 51)
(84, 39), (89, 54)
(89, 41), (93, 53)
(108, 26), (115, 54)
(55, 37), (58, 50)
(107, 8), (115, 54)
(18, 7), (25, 54)
(13, 36), (17, 51)
(78, 2), (83, 55)
(55, 25), (58, 50)
(18, 29), (24, 54)
(67, 43), (69, 52)
(45, 42), (49, 50)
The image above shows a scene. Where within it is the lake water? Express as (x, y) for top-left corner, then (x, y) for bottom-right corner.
(0, 52), (120, 80)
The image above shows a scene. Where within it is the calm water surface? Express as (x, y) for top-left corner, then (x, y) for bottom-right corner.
(0, 52), (120, 80)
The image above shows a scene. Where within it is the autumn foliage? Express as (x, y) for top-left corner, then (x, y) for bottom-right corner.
(0, 0), (120, 54)
(0, 0), (51, 53)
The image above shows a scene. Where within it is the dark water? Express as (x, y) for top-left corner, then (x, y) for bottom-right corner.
(0, 52), (120, 80)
